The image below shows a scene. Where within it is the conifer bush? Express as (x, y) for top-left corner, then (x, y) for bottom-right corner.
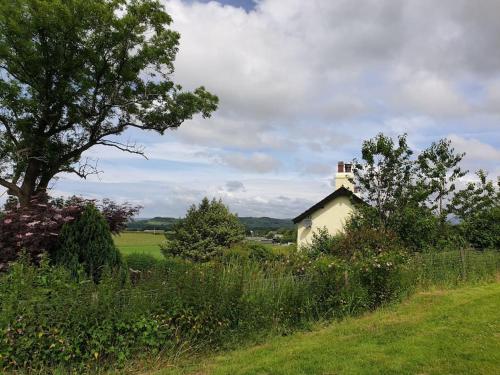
(53, 204), (125, 282)
(161, 197), (245, 262)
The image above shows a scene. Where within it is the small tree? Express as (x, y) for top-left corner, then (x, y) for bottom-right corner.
(53, 204), (124, 281)
(451, 170), (500, 249)
(416, 138), (467, 220)
(161, 198), (245, 262)
(352, 133), (415, 227)
(450, 170), (499, 220)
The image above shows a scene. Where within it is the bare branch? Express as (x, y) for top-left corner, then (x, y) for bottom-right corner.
(96, 139), (147, 159)
(59, 158), (102, 179)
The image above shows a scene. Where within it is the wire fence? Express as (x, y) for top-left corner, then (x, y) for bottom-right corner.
(4, 249), (499, 310)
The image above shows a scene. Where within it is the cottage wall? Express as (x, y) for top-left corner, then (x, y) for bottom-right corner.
(296, 195), (355, 248)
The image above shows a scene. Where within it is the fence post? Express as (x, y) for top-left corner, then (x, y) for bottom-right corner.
(460, 247), (467, 281)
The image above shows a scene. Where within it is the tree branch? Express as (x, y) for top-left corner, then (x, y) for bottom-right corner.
(0, 114), (19, 146)
(96, 139), (147, 159)
(0, 176), (23, 196)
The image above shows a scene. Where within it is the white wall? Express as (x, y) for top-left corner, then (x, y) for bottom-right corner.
(296, 195), (355, 248)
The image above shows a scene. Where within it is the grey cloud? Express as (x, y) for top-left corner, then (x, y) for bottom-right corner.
(225, 180), (246, 192)
(220, 152), (281, 173)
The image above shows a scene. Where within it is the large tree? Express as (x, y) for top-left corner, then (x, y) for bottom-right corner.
(0, 0), (218, 205)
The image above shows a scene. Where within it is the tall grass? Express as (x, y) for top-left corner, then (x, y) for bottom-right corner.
(1, 249), (498, 373)
(410, 249), (499, 288)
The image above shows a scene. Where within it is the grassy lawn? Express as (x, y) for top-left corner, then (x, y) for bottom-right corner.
(159, 282), (500, 375)
(113, 231), (165, 259)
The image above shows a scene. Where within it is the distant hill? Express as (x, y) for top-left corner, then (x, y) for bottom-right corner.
(126, 216), (294, 233)
(238, 217), (294, 231)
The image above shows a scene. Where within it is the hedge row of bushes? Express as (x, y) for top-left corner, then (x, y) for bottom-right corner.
(0, 249), (405, 372)
(2, 245), (498, 373)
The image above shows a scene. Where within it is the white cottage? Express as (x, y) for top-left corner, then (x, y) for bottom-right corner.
(293, 162), (363, 248)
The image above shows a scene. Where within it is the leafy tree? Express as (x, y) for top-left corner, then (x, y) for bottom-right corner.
(351, 134), (469, 252)
(450, 170), (499, 220)
(161, 198), (245, 262)
(352, 133), (415, 227)
(53, 204), (124, 281)
(416, 138), (466, 219)
(450, 170), (499, 249)
(461, 206), (500, 249)
(0, 0), (218, 206)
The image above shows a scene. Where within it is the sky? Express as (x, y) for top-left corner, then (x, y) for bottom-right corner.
(53, 0), (500, 218)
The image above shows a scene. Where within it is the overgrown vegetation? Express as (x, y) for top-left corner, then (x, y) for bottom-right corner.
(1, 245), (498, 372)
(187, 284), (500, 375)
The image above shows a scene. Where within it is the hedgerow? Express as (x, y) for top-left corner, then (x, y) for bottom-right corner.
(1, 247), (497, 373)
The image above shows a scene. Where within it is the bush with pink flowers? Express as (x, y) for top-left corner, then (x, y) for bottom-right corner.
(0, 195), (139, 271)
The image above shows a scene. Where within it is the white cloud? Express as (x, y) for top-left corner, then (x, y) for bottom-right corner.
(38, 0), (500, 218)
(395, 71), (469, 116)
(449, 135), (500, 162)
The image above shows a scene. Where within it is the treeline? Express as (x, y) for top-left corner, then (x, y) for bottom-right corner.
(348, 134), (499, 251)
(127, 215), (294, 235)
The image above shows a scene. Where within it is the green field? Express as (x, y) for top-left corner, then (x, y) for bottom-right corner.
(159, 283), (500, 375)
(114, 232), (296, 260)
(113, 231), (165, 259)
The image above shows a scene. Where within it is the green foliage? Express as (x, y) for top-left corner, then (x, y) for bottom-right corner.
(161, 198), (245, 262)
(125, 253), (160, 272)
(191, 284), (500, 375)
(247, 243), (277, 262)
(450, 170), (500, 249)
(1, 249), (498, 372)
(0, 258), (173, 372)
(353, 133), (415, 227)
(302, 227), (340, 257)
(0, 0), (217, 204)
(352, 133), (497, 251)
(417, 138), (466, 218)
(126, 216), (294, 235)
(450, 170), (499, 220)
(52, 204), (125, 282)
(461, 206), (500, 250)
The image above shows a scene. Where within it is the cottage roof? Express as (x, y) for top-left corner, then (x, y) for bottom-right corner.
(292, 186), (365, 224)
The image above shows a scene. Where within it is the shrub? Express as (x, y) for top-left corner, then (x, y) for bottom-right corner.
(125, 253), (160, 272)
(0, 195), (139, 272)
(334, 226), (402, 259)
(52, 204), (125, 282)
(246, 243), (275, 262)
(461, 206), (500, 250)
(301, 227), (340, 257)
(0, 258), (173, 372)
(161, 197), (245, 262)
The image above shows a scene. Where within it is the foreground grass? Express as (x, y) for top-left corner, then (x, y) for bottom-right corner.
(158, 282), (500, 375)
(113, 231), (164, 259)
